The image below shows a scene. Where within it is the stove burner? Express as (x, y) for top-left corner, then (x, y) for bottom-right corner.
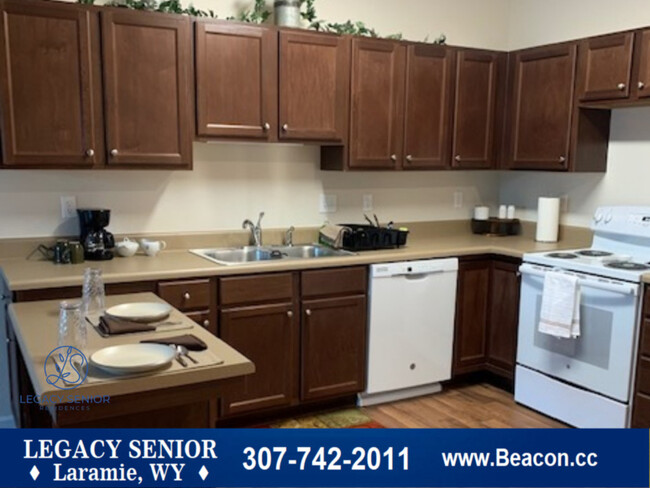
(576, 250), (614, 257)
(546, 252), (579, 259)
(604, 261), (650, 271)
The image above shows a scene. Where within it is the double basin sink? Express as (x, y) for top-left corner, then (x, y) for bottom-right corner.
(191, 244), (354, 266)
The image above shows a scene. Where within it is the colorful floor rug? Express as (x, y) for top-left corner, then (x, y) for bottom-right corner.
(266, 408), (384, 429)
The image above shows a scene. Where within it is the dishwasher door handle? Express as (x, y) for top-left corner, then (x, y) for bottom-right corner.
(395, 269), (445, 280)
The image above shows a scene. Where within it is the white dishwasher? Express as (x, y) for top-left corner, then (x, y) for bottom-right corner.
(358, 258), (458, 406)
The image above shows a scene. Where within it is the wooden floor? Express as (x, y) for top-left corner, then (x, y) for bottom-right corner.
(362, 382), (566, 428)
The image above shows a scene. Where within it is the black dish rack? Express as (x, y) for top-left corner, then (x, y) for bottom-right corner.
(336, 224), (409, 251)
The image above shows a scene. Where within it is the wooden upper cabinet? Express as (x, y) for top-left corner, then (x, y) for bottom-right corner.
(349, 38), (405, 169)
(452, 49), (501, 169)
(101, 9), (192, 167)
(195, 22), (277, 140)
(0, 0), (104, 167)
(402, 44), (453, 170)
(578, 32), (634, 101)
(634, 29), (650, 99)
(507, 44), (577, 171)
(279, 31), (350, 142)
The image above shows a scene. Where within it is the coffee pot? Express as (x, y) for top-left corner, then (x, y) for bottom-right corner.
(77, 208), (115, 261)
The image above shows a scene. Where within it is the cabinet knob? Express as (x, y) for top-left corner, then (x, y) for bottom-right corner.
(305, 309), (312, 316)
(390, 154), (397, 162)
(85, 149), (95, 157)
(405, 154), (413, 163)
(202, 319), (210, 328)
(639, 81), (646, 90)
(183, 292), (191, 300)
(263, 122), (271, 131)
(110, 149), (118, 157)
(287, 310), (293, 318)
(454, 155), (461, 162)
(617, 83), (626, 91)
(559, 156), (566, 163)
(282, 124), (289, 132)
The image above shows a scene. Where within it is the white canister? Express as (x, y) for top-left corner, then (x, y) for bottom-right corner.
(536, 197), (561, 242)
(274, 0), (301, 27)
(498, 205), (507, 219)
(473, 206), (489, 221)
(507, 205), (516, 219)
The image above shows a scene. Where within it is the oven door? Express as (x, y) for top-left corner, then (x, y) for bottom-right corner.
(517, 263), (641, 402)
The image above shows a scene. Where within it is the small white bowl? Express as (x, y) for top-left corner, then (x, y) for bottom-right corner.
(115, 238), (139, 257)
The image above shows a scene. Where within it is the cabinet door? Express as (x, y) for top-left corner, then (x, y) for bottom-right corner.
(279, 31), (349, 141)
(349, 38), (405, 169)
(634, 29), (650, 100)
(102, 10), (192, 167)
(453, 260), (490, 375)
(219, 303), (298, 417)
(301, 296), (367, 401)
(402, 44), (453, 169)
(0, 0), (103, 167)
(452, 49), (500, 169)
(486, 260), (520, 379)
(507, 44), (577, 170)
(196, 22), (276, 140)
(577, 33), (634, 101)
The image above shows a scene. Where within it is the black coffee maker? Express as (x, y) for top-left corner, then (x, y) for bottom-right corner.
(77, 208), (115, 261)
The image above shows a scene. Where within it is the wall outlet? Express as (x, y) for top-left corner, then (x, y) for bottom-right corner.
(363, 194), (373, 212)
(453, 191), (463, 209)
(319, 194), (337, 214)
(60, 195), (77, 219)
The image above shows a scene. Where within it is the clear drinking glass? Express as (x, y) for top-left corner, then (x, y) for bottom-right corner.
(58, 301), (86, 350)
(82, 267), (105, 321)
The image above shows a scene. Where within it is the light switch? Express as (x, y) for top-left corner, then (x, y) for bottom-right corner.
(363, 194), (373, 212)
(319, 194), (337, 214)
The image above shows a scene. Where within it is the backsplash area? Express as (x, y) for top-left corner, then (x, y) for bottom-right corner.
(0, 143), (499, 238)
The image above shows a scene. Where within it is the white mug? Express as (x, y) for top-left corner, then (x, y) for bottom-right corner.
(139, 239), (167, 257)
(473, 206), (489, 221)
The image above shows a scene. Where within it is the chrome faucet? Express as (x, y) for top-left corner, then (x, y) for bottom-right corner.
(284, 226), (295, 247)
(242, 212), (264, 246)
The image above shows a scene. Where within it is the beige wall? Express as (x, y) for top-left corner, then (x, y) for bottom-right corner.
(500, 1), (650, 227)
(0, 0), (509, 239)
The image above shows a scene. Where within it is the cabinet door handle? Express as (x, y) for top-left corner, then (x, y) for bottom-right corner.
(202, 319), (210, 328)
(617, 83), (626, 91)
(85, 149), (95, 157)
(282, 124), (289, 132)
(286, 310), (293, 318)
(183, 292), (191, 300)
(639, 81), (646, 90)
(390, 154), (397, 162)
(559, 156), (566, 163)
(405, 155), (413, 163)
(263, 122), (271, 131)
(454, 155), (461, 162)
(305, 309), (312, 316)
(110, 149), (118, 157)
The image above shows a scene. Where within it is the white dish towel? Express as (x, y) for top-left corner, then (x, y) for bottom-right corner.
(538, 271), (581, 339)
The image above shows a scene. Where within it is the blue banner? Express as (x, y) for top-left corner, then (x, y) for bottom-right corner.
(0, 428), (646, 487)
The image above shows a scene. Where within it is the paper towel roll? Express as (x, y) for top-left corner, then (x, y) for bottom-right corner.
(536, 197), (560, 242)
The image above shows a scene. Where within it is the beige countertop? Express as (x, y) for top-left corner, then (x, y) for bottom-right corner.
(0, 221), (595, 291)
(9, 293), (254, 404)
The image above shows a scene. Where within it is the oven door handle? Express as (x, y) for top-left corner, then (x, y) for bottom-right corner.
(519, 264), (640, 296)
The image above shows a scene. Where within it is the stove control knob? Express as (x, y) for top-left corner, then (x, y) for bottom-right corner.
(604, 214), (613, 223)
(594, 213), (603, 223)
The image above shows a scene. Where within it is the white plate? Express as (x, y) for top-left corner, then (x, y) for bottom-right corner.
(90, 344), (175, 375)
(105, 302), (172, 323)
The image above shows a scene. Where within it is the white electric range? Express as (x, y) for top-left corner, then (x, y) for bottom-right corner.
(515, 206), (650, 428)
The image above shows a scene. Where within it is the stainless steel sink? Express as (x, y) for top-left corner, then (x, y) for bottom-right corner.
(190, 244), (354, 266)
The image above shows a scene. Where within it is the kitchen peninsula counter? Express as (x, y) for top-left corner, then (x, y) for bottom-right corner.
(8, 293), (253, 428)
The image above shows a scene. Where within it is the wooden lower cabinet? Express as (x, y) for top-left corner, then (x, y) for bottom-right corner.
(453, 259), (490, 374)
(632, 287), (650, 427)
(301, 295), (367, 401)
(219, 303), (299, 417)
(486, 260), (520, 379)
(453, 257), (521, 380)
